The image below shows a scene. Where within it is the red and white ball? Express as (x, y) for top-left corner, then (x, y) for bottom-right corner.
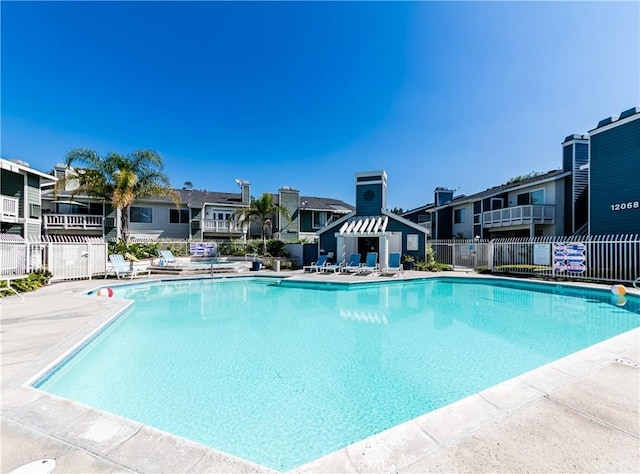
(97, 287), (114, 298)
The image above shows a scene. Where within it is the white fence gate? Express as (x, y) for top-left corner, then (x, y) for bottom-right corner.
(0, 236), (109, 281)
(430, 235), (640, 284)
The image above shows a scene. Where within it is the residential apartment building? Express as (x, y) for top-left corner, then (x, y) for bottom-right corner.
(42, 164), (353, 242)
(403, 107), (639, 239)
(588, 107), (639, 235)
(0, 158), (56, 238)
(273, 187), (354, 242)
(404, 170), (570, 239)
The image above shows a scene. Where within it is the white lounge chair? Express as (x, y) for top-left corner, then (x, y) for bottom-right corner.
(322, 260), (344, 274)
(341, 254), (362, 273)
(159, 250), (179, 266)
(0, 274), (27, 303)
(382, 252), (403, 276)
(109, 254), (150, 279)
(303, 255), (329, 272)
(357, 252), (380, 275)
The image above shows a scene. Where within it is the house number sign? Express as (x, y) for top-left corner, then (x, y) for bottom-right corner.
(610, 201), (639, 211)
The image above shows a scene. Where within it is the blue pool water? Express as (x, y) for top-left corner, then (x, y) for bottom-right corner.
(37, 277), (639, 470)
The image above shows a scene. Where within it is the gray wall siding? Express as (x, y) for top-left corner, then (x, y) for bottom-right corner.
(590, 117), (640, 235)
(278, 189), (299, 241)
(1, 169), (24, 217)
(190, 207), (202, 240)
(26, 222), (41, 237)
(104, 205), (118, 241)
(27, 180), (40, 218)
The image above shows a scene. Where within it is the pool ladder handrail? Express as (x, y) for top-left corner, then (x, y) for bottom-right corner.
(633, 277), (640, 289)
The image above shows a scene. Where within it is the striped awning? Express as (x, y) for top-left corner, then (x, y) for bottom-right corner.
(338, 215), (388, 236)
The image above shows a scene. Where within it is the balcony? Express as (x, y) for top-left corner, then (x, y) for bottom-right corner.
(201, 219), (244, 234)
(43, 214), (104, 230)
(1, 195), (19, 222)
(482, 205), (555, 228)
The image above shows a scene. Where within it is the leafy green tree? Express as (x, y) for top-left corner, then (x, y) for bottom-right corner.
(232, 193), (291, 255)
(56, 148), (179, 242)
(507, 171), (546, 185)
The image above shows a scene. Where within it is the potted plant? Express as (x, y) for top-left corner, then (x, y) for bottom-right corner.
(402, 255), (415, 271)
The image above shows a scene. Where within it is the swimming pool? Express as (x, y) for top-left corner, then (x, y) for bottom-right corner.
(35, 277), (639, 471)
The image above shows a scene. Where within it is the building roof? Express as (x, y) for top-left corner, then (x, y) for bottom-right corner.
(176, 189), (244, 207)
(452, 169), (567, 204)
(294, 195), (354, 213)
(0, 158), (58, 183)
(404, 169), (568, 215)
(318, 209), (429, 236)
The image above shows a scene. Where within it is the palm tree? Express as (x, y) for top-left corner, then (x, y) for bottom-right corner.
(232, 193), (291, 255)
(56, 148), (180, 242)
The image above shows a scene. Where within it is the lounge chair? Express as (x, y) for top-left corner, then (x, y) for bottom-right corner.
(109, 254), (150, 279)
(382, 252), (403, 276)
(303, 255), (329, 272)
(322, 260), (344, 274)
(158, 250), (179, 266)
(341, 254), (362, 273)
(357, 252), (380, 275)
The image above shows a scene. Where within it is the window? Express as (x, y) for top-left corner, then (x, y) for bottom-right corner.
(490, 198), (503, 210)
(313, 211), (328, 228)
(130, 206), (152, 223)
(170, 209), (190, 224)
(30, 204), (41, 218)
(516, 189), (544, 206)
(454, 208), (466, 224)
(531, 189), (544, 205)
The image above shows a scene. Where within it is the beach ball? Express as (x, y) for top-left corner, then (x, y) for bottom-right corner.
(97, 287), (114, 298)
(610, 284), (626, 296)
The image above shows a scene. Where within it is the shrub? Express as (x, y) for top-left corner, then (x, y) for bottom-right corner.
(266, 239), (289, 257)
(494, 264), (552, 272)
(414, 259), (451, 272)
(0, 269), (52, 295)
(108, 239), (159, 259)
(218, 240), (247, 256)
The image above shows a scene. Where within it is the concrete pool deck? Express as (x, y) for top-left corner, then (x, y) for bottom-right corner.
(1, 271), (638, 473)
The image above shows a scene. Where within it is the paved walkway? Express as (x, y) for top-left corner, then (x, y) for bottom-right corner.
(1, 272), (638, 473)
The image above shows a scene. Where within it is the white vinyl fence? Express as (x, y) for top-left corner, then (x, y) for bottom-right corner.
(430, 235), (640, 284)
(0, 235), (108, 281)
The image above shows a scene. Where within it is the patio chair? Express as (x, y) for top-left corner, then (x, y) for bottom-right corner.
(159, 250), (179, 266)
(382, 252), (403, 276)
(322, 260), (344, 274)
(341, 254), (362, 273)
(357, 252), (380, 275)
(0, 274), (27, 303)
(303, 255), (329, 272)
(109, 254), (150, 279)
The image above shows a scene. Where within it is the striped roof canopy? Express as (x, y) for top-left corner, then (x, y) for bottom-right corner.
(338, 215), (388, 236)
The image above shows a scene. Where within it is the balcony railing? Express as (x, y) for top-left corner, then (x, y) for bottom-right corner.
(201, 219), (244, 233)
(1, 195), (19, 222)
(482, 205), (555, 228)
(43, 214), (104, 230)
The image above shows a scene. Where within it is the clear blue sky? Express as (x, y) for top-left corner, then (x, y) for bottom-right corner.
(2, 1), (638, 210)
